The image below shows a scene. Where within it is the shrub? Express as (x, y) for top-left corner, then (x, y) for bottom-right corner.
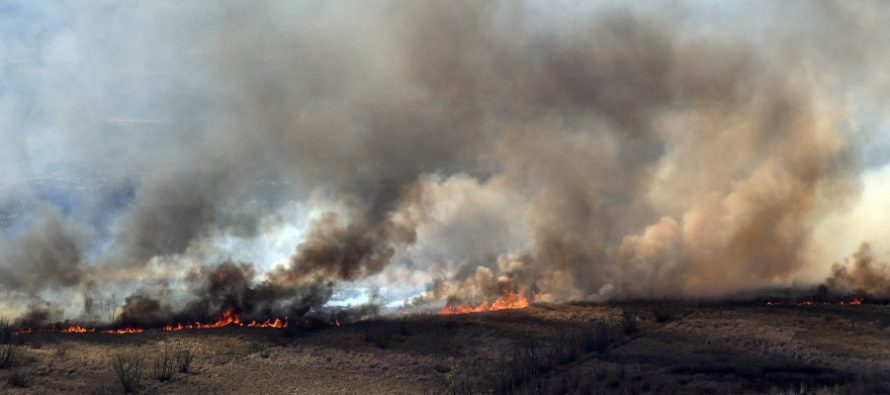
(581, 320), (611, 353)
(175, 347), (194, 374)
(621, 309), (638, 335)
(112, 353), (142, 393)
(0, 317), (11, 345)
(443, 359), (474, 395)
(0, 344), (19, 369)
(153, 346), (175, 382)
(652, 305), (675, 323)
(552, 333), (579, 365)
(8, 367), (30, 388)
(493, 340), (549, 393)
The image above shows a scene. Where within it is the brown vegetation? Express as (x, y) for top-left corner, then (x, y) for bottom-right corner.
(1, 303), (890, 393)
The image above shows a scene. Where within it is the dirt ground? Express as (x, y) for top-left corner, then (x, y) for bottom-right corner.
(2, 302), (890, 394)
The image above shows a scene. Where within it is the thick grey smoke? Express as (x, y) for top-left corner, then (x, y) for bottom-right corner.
(824, 244), (890, 299)
(0, 1), (888, 322)
(0, 206), (88, 295)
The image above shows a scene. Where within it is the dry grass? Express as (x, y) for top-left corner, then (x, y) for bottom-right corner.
(621, 308), (638, 335)
(5, 303), (890, 394)
(0, 317), (11, 345)
(8, 367), (31, 388)
(0, 343), (19, 369)
(112, 353), (142, 393)
(175, 347), (194, 374)
(153, 346), (175, 382)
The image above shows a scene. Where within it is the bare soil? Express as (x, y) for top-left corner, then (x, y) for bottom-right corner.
(2, 303), (890, 394)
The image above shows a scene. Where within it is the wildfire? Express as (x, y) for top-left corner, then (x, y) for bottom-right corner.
(102, 327), (145, 334)
(62, 325), (94, 333)
(13, 309), (287, 335)
(765, 298), (865, 306)
(437, 291), (530, 315)
(163, 309), (287, 331)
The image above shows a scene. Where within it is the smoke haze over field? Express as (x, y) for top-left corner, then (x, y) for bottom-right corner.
(1, 0), (890, 323)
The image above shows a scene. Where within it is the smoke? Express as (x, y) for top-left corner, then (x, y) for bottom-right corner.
(823, 243), (890, 299)
(0, 206), (89, 295)
(1, 1), (888, 323)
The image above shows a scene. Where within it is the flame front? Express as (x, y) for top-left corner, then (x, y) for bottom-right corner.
(102, 327), (145, 334)
(437, 291), (530, 315)
(62, 325), (93, 333)
(14, 309), (287, 335)
(163, 309), (287, 331)
(765, 297), (866, 306)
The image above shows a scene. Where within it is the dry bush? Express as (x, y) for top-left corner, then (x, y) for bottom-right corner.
(112, 353), (142, 393)
(440, 359), (474, 395)
(621, 309), (638, 335)
(552, 333), (580, 365)
(0, 317), (11, 345)
(0, 344), (20, 369)
(175, 347), (194, 374)
(8, 367), (31, 388)
(488, 327), (622, 394)
(581, 320), (611, 353)
(492, 340), (551, 393)
(652, 304), (676, 323)
(153, 346), (175, 382)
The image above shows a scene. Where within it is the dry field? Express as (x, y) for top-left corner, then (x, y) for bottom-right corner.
(2, 303), (890, 394)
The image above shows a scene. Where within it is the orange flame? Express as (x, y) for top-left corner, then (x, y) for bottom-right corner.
(102, 327), (145, 334)
(14, 309), (288, 335)
(62, 325), (94, 333)
(437, 291), (530, 315)
(766, 298), (865, 306)
(163, 309), (287, 331)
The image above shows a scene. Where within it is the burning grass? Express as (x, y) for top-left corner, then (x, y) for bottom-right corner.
(436, 291), (530, 315)
(11, 308), (288, 338)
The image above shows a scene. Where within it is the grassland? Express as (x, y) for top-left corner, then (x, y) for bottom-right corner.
(2, 302), (889, 394)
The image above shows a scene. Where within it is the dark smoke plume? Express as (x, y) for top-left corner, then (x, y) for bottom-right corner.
(0, 1), (888, 322)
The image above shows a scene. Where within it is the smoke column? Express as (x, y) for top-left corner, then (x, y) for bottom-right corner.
(1, 1), (889, 323)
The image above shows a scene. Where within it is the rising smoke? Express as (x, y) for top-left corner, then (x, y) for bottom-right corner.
(0, 1), (888, 324)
